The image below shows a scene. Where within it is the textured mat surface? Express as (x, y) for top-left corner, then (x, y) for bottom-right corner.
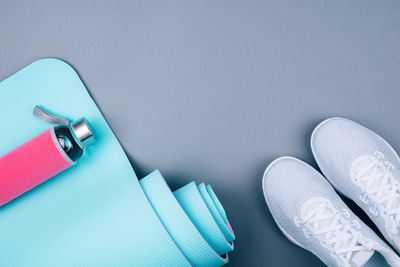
(0, 59), (234, 266)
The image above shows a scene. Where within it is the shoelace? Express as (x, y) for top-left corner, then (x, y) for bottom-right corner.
(351, 151), (400, 234)
(297, 198), (371, 265)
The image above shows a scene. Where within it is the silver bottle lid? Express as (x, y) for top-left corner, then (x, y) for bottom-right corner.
(34, 105), (95, 147)
(70, 118), (95, 147)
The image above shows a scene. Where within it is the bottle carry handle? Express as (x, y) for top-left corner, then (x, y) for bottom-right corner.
(33, 105), (94, 148)
(33, 105), (70, 126)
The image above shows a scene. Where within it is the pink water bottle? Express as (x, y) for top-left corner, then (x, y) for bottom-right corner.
(0, 106), (95, 206)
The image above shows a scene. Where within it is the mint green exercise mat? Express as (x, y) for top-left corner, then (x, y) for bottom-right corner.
(0, 59), (235, 266)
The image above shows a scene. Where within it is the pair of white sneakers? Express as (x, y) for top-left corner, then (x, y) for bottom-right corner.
(263, 117), (400, 267)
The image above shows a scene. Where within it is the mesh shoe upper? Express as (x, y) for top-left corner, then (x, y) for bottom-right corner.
(263, 156), (400, 267)
(311, 117), (400, 253)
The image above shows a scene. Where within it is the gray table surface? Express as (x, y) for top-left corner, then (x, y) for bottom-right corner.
(1, 1), (400, 266)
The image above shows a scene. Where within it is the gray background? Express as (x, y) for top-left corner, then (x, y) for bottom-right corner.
(1, 1), (400, 266)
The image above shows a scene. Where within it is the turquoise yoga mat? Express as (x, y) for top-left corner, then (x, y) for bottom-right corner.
(0, 59), (235, 266)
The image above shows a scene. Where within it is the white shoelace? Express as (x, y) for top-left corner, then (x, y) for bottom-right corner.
(351, 151), (400, 234)
(297, 198), (371, 266)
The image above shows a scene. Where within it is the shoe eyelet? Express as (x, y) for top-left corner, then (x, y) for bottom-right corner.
(369, 207), (379, 216)
(359, 195), (368, 204)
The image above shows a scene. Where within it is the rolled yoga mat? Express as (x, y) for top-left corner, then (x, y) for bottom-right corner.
(0, 59), (235, 266)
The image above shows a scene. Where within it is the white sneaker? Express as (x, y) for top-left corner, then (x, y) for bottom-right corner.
(312, 117), (400, 255)
(262, 156), (400, 267)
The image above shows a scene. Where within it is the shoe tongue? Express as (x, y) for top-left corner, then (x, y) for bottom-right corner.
(350, 250), (375, 267)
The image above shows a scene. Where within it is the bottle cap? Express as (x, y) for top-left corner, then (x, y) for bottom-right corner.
(70, 118), (95, 147)
(33, 105), (96, 147)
